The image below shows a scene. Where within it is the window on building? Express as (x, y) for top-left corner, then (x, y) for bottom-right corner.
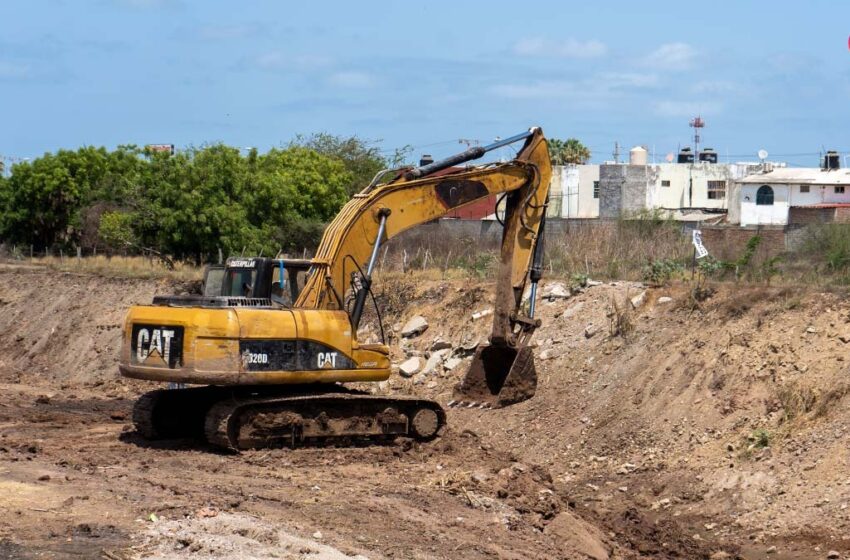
(835, 186), (845, 194)
(756, 185), (774, 206)
(593, 181), (599, 199)
(800, 185), (810, 193)
(661, 180), (671, 187)
(707, 180), (727, 200)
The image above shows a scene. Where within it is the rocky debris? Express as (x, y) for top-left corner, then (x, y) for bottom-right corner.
(586, 279), (603, 287)
(444, 357), (463, 371)
(805, 326), (818, 334)
(430, 338), (452, 351)
(312, 530), (323, 540)
(584, 324), (598, 339)
(398, 357), (423, 377)
(827, 551), (840, 559)
(401, 315), (428, 338)
(766, 545), (777, 554)
(616, 463), (638, 475)
(657, 296), (673, 304)
(422, 349), (451, 375)
(459, 337), (480, 353)
(838, 333), (850, 344)
(544, 283), (571, 300)
(709, 552), (732, 560)
(471, 308), (493, 320)
(539, 348), (559, 360)
(630, 291), (646, 309)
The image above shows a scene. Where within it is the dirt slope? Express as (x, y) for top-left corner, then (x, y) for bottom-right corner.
(2, 263), (850, 558)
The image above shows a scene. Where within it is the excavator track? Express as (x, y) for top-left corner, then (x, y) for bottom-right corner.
(132, 386), (222, 439)
(204, 390), (446, 451)
(133, 386), (446, 451)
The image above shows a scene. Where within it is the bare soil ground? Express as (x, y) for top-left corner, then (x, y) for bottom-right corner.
(1, 264), (849, 559)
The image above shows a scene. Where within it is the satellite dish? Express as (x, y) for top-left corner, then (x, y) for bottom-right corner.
(758, 149), (768, 161)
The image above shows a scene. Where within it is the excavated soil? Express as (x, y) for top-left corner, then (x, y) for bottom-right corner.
(2, 263), (850, 559)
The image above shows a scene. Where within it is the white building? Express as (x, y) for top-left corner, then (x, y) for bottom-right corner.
(736, 167), (850, 226)
(549, 164), (600, 218)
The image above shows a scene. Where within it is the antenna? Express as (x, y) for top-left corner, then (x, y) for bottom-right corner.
(689, 116), (705, 157)
(613, 141), (620, 164)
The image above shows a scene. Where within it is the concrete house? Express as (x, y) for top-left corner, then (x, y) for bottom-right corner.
(734, 165), (850, 226)
(549, 164), (601, 218)
(597, 152), (764, 220)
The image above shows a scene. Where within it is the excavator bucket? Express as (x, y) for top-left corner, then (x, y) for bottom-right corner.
(453, 344), (537, 408)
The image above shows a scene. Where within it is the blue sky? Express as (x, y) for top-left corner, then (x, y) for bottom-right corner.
(3, 0), (850, 165)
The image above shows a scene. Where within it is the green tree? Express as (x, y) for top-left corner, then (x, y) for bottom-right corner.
(291, 133), (386, 196)
(548, 138), (591, 165)
(248, 146), (351, 254)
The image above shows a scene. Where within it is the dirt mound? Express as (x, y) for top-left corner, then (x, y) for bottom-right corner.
(382, 275), (850, 557)
(4, 264), (850, 557)
(0, 264), (189, 388)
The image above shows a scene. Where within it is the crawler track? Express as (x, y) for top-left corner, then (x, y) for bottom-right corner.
(133, 385), (446, 451)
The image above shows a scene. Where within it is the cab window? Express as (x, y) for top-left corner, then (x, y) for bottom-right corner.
(223, 268), (257, 297)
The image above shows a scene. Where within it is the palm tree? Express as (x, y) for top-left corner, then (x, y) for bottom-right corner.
(548, 138), (591, 165)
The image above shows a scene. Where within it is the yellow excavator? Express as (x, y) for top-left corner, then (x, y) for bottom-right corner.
(119, 127), (552, 450)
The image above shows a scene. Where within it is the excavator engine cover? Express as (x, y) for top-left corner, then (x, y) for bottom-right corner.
(454, 344), (537, 408)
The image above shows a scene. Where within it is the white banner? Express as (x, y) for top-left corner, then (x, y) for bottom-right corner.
(692, 229), (709, 259)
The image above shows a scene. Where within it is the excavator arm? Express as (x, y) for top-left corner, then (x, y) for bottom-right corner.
(296, 127), (552, 407)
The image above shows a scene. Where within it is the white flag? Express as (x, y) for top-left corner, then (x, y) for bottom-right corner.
(692, 229), (709, 259)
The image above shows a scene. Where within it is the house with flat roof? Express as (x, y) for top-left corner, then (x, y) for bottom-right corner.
(733, 164), (850, 226)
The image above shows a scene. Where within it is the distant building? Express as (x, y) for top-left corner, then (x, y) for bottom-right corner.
(734, 165), (850, 226)
(548, 164), (600, 218)
(596, 150), (768, 220)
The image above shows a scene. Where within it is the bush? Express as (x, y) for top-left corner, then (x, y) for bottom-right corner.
(642, 259), (684, 286)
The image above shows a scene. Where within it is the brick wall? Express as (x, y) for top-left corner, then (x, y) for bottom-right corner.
(788, 207), (835, 225)
(699, 226), (786, 261)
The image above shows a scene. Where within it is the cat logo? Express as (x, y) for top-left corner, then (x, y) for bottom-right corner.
(132, 325), (183, 368)
(317, 352), (338, 369)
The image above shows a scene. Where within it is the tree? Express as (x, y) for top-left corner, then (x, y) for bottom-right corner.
(290, 133), (386, 196)
(548, 138), (591, 165)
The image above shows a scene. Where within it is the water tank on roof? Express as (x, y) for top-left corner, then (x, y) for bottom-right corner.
(419, 154), (434, 167)
(677, 147), (695, 164)
(699, 148), (718, 163)
(629, 146), (648, 165)
(824, 151), (840, 170)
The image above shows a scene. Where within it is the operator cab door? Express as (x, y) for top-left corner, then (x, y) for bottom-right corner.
(202, 265), (225, 297)
(270, 260), (311, 307)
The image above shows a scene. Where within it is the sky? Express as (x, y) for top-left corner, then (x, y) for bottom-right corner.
(2, 0), (850, 166)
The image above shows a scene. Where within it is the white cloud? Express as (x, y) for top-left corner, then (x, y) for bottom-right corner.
(513, 37), (607, 59)
(642, 42), (697, 69)
(0, 61), (31, 79)
(490, 72), (657, 100)
(327, 71), (375, 89)
(653, 100), (721, 117)
(598, 72), (659, 88)
(690, 80), (740, 95)
(199, 24), (261, 41)
(255, 52), (332, 71)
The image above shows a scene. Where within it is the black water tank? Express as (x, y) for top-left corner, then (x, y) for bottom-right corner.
(419, 154), (434, 167)
(824, 151), (840, 170)
(677, 147), (694, 163)
(699, 148), (718, 163)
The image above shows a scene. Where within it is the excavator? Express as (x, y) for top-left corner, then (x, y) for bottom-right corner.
(119, 127), (552, 450)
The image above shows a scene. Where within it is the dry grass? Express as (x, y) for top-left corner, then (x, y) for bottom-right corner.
(379, 219), (691, 281)
(27, 255), (203, 281)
